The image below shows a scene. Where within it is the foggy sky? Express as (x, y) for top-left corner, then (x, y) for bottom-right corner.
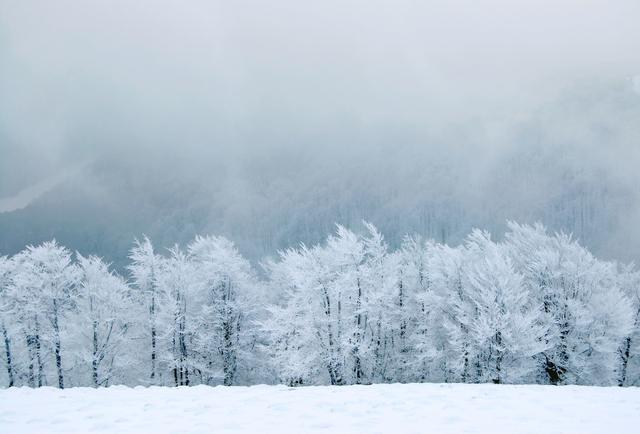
(1, 1), (640, 262)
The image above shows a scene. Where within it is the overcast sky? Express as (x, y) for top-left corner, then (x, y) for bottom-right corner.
(1, 0), (640, 260)
(2, 1), (639, 167)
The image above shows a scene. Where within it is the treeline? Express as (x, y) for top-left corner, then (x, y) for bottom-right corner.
(0, 222), (638, 388)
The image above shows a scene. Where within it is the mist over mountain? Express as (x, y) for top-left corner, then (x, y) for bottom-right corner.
(1, 0), (640, 268)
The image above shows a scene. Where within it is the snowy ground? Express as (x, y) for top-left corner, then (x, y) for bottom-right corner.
(1, 383), (638, 433)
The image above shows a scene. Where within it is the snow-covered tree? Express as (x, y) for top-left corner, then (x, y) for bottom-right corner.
(153, 246), (198, 386)
(128, 236), (162, 384)
(462, 230), (548, 383)
(263, 247), (327, 385)
(0, 256), (16, 386)
(265, 226), (365, 385)
(399, 236), (456, 383)
(76, 254), (133, 387)
(265, 223), (400, 385)
(188, 235), (259, 385)
(0, 222), (637, 389)
(356, 223), (397, 383)
(618, 266), (640, 386)
(9, 241), (78, 388)
(433, 243), (474, 383)
(505, 222), (634, 385)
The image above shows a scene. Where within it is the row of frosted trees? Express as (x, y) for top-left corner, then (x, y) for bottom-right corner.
(0, 222), (639, 388)
(0, 236), (264, 388)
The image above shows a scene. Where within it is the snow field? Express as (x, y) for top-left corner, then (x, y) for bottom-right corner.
(1, 383), (639, 434)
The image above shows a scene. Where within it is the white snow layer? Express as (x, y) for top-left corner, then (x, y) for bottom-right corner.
(1, 383), (638, 433)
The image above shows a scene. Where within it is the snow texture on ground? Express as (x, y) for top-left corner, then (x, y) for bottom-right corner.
(1, 383), (638, 433)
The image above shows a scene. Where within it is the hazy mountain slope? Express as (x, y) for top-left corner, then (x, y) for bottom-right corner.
(0, 128), (637, 270)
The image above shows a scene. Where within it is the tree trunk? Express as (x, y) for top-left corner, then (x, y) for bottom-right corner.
(619, 336), (631, 387)
(619, 308), (639, 387)
(354, 277), (363, 383)
(92, 319), (99, 387)
(221, 277), (238, 386)
(493, 331), (503, 384)
(150, 292), (157, 382)
(26, 332), (35, 387)
(173, 299), (179, 387)
(547, 317), (570, 385)
(222, 317), (235, 386)
(544, 355), (565, 385)
(180, 298), (189, 386)
(172, 291), (189, 387)
(35, 316), (43, 387)
(320, 284), (342, 385)
(52, 300), (64, 389)
(2, 323), (14, 387)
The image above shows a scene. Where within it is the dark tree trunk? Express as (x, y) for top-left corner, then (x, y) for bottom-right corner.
(619, 336), (631, 387)
(544, 355), (565, 385)
(548, 322), (570, 385)
(26, 332), (35, 387)
(2, 323), (14, 387)
(354, 278), (363, 383)
(619, 307), (639, 387)
(222, 317), (235, 386)
(398, 279), (406, 340)
(493, 331), (503, 384)
(35, 316), (43, 387)
(173, 365), (179, 387)
(222, 278), (237, 386)
(92, 319), (99, 387)
(150, 292), (156, 382)
(173, 302), (179, 387)
(320, 284), (343, 386)
(172, 292), (189, 387)
(180, 303), (189, 386)
(52, 300), (64, 389)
